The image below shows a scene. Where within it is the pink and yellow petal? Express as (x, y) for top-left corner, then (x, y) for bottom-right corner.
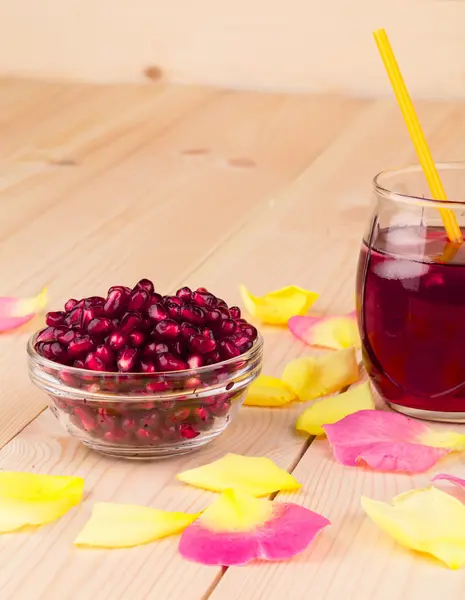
(432, 473), (465, 488)
(177, 453), (300, 497)
(289, 312), (361, 350)
(239, 285), (318, 325)
(282, 348), (359, 401)
(296, 381), (374, 436)
(362, 487), (465, 569)
(179, 489), (330, 566)
(244, 375), (296, 407)
(75, 503), (199, 548)
(324, 410), (458, 473)
(0, 471), (84, 532)
(0, 287), (47, 332)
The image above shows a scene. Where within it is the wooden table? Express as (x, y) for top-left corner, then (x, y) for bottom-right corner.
(1, 78), (465, 599)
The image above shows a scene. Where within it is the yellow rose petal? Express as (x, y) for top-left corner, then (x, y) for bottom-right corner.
(282, 348), (359, 401)
(362, 487), (465, 569)
(0, 471), (84, 532)
(244, 375), (296, 407)
(239, 284), (319, 325)
(177, 453), (301, 497)
(75, 502), (199, 548)
(296, 381), (374, 436)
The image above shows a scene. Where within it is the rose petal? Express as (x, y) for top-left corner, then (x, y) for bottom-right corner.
(75, 502), (199, 548)
(0, 287), (48, 332)
(323, 410), (463, 473)
(179, 488), (330, 566)
(432, 474), (465, 488)
(239, 285), (318, 325)
(288, 311), (361, 350)
(177, 453), (301, 497)
(296, 381), (375, 436)
(244, 375), (296, 407)
(0, 471), (84, 532)
(281, 347), (359, 401)
(362, 487), (465, 569)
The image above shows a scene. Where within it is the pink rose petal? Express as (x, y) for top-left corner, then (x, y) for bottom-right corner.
(0, 288), (47, 333)
(324, 410), (451, 473)
(432, 474), (465, 488)
(288, 311), (360, 350)
(179, 490), (330, 566)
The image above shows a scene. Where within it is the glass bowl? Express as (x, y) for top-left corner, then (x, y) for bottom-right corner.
(27, 333), (263, 459)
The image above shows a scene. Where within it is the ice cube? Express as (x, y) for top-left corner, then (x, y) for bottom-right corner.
(374, 258), (429, 291)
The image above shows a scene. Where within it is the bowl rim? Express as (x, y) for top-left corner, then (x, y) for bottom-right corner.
(27, 331), (264, 378)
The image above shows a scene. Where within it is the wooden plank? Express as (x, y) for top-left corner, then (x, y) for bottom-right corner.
(1, 91), (463, 599)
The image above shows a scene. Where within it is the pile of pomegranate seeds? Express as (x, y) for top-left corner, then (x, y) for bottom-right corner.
(35, 280), (258, 372)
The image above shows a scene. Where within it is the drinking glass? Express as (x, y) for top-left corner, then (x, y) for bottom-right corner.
(356, 163), (465, 422)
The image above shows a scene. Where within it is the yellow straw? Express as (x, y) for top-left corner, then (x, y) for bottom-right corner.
(373, 28), (462, 244)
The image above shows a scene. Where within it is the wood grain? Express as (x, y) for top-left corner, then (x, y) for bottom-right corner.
(1, 81), (465, 599)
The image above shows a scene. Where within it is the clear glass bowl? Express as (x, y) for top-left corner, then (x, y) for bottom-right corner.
(27, 334), (263, 459)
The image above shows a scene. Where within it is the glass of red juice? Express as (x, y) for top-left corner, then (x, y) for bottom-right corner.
(356, 163), (465, 422)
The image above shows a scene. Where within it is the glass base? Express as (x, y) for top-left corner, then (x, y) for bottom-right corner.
(389, 402), (465, 423)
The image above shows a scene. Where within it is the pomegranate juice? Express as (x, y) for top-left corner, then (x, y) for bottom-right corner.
(356, 226), (465, 414)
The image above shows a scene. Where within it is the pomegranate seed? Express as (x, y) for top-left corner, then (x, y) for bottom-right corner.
(134, 278), (155, 294)
(240, 324), (258, 340)
(196, 287), (208, 293)
(57, 329), (78, 345)
(74, 359), (85, 368)
(64, 299), (78, 312)
(107, 331), (128, 351)
(149, 292), (163, 304)
(140, 413), (160, 430)
(104, 286), (130, 316)
(97, 410), (118, 432)
(204, 350), (221, 364)
(219, 319), (237, 336)
(189, 335), (217, 354)
(164, 295), (183, 306)
(169, 339), (185, 356)
(95, 344), (115, 366)
(142, 317), (152, 330)
(232, 333), (254, 351)
(73, 407), (98, 432)
(84, 296), (105, 308)
(201, 327), (214, 339)
(82, 307), (103, 329)
(85, 352), (107, 371)
(46, 311), (66, 327)
(206, 309), (223, 324)
(120, 312), (142, 333)
(140, 358), (156, 373)
(129, 330), (145, 347)
(236, 318), (248, 326)
(146, 380), (170, 393)
(218, 306), (231, 319)
(154, 319), (180, 339)
(219, 340), (241, 359)
(155, 353), (188, 372)
(87, 317), (114, 337)
(229, 306), (241, 319)
(180, 322), (200, 339)
(68, 336), (95, 358)
(117, 347), (139, 372)
(176, 286), (192, 301)
(180, 305), (205, 325)
(135, 428), (153, 444)
(165, 302), (181, 321)
(143, 341), (169, 357)
(122, 417), (138, 433)
(196, 406), (211, 422)
(192, 291), (216, 308)
(36, 326), (57, 343)
(104, 429), (127, 443)
(216, 298), (228, 308)
(187, 354), (205, 369)
(168, 408), (190, 424)
(39, 341), (67, 362)
(128, 289), (149, 312)
(179, 424), (200, 439)
(209, 397), (231, 416)
(147, 303), (168, 322)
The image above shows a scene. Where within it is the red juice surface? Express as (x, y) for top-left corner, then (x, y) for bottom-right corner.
(356, 226), (465, 413)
